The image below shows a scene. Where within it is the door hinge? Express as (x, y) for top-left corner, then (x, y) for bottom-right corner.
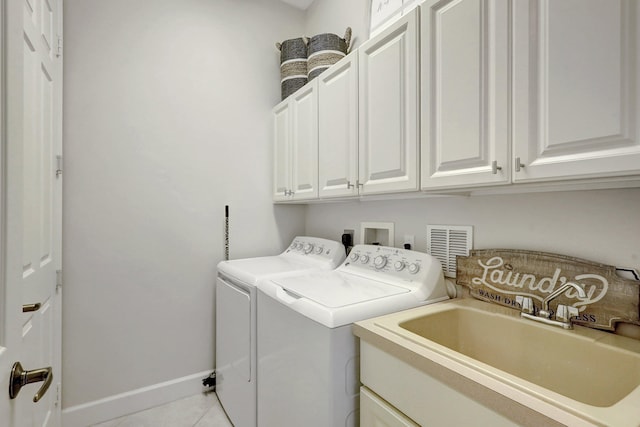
(56, 36), (62, 58)
(56, 155), (63, 178)
(55, 383), (61, 407)
(56, 269), (62, 292)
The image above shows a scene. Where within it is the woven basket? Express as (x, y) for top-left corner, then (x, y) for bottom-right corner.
(307, 27), (352, 81)
(276, 37), (309, 100)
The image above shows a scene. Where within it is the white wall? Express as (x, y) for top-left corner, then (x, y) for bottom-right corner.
(305, 189), (640, 271)
(62, 0), (306, 423)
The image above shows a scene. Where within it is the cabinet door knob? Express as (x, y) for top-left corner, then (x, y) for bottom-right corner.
(491, 161), (502, 175)
(515, 157), (525, 172)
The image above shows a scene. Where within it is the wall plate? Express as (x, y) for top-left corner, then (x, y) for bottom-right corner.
(360, 222), (395, 247)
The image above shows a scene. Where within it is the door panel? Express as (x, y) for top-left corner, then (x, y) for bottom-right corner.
(318, 54), (359, 198)
(513, 0), (640, 181)
(421, 0), (510, 189)
(360, 387), (419, 427)
(291, 82), (318, 200)
(273, 101), (290, 200)
(359, 9), (419, 195)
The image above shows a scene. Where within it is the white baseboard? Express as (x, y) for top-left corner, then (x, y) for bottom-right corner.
(62, 370), (213, 427)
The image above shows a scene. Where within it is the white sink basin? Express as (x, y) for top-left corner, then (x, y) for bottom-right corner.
(399, 302), (640, 407)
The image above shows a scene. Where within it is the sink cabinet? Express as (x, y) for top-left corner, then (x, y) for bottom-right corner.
(360, 386), (418, 427)
(273, 80), (318, 201)
(359, 341), (519, 426)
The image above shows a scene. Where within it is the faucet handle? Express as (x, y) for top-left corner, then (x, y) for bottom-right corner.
(516, 296), (534, 314)
(556, 305), (579, 323)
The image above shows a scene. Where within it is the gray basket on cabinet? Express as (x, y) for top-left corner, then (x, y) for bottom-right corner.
(307, 27), (352, 81)
(277, 37), (309, 100)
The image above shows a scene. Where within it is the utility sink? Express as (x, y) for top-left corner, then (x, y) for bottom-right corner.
(399, 302), (640, 407)
(354, 298), (640, 426)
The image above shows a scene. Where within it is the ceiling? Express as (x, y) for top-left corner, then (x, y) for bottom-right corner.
(279, 0), (315, 10)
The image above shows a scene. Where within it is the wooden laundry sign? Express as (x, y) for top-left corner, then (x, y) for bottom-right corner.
(456, 249), (640, 331)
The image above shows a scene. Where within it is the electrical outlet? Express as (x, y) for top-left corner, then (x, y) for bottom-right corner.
(404, 234), (414, 247)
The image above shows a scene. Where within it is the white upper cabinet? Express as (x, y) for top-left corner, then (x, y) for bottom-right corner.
(273, 101), (291, 201)
(318, 53), (359, 198)
(358, 8), (420, 195)
(512, 0), (640, 183)
(291, 82), (319, 199)
(420, 0), (510, 190)
(273, 81), (318, 201)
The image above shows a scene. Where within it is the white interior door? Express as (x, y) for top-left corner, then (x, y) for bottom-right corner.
(1, 0), (63, 425)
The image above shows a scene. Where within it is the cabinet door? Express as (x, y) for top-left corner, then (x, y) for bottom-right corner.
(513, 0), (640, 182)
(273, 100), (291, 201)
(421, 0), (510, 190)
(359, 8), (419, 195)
(290, 81), (319, 200)
(361, 387), (419, 427)
(318, 53), (359, 198)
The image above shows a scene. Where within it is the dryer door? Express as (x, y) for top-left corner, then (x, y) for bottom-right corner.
(216, 277), (251, 382)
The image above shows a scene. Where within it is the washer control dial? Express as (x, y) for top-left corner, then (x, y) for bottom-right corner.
(296, 243), (304, 250)
(304, 243), (314, 254)
(360, 254), (370, 264)
(349, 252), (359, 261)
(408, 263), (420, 274)
(374, 255), (387, 269)
(394, 261), (405, 271)
(315, 246), (323, 255)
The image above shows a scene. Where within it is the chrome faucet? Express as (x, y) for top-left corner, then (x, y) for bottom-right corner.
(519, 282), (586, 329)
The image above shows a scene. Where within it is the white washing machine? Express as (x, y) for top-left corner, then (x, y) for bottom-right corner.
(256, 244), (450, 427)
(215, 236), (345, 427)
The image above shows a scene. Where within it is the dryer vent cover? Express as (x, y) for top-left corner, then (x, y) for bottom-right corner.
(427, 225), (473, 278)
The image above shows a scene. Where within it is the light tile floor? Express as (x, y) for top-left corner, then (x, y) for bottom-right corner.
(91, 392), (233, 427)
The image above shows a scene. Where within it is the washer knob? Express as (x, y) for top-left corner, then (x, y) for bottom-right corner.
(374, 255), (387, 269)
(349, 252), (359, 261)
(296, 243), (304, 250)
(315, 246), (323, 254)
(360, 254), (370, 264)
(394, 261), (405, 271)
(408, 263), (420, 274)
(304, 243), (314, 254)
(289, 243), (297, 250)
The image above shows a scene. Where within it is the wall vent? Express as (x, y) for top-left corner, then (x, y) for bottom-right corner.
(427, 225), (473, 278)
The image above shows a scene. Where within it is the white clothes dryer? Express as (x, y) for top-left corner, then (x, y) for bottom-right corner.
(256, 244), (449, 427)
(215, 236), (345, 427)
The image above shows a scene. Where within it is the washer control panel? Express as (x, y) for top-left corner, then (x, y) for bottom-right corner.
(341, 244), (443, 289)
